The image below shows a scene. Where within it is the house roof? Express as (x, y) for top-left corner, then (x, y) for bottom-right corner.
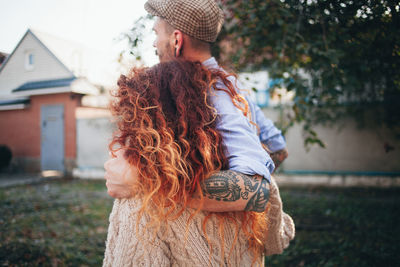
(30, 29), (86, 75)
(0, 29), (74, 77)
(0, 29), (112, 87)
(0, 98), (29, 105)
(0, 97), (30, 111)
(29, 29), (113, 87)
(13, 77), (76, 92)
(11, 76), (98, 97)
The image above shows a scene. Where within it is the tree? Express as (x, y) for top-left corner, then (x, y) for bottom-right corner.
(121, 0), (400, 147)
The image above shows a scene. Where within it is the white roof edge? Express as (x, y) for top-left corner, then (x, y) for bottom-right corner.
(12, 86), (72, 96)
(0, 104), (28, 111)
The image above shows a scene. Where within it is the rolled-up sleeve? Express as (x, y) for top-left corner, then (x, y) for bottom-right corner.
(254, 104), (286, 153)
(211, 88), (275, 182)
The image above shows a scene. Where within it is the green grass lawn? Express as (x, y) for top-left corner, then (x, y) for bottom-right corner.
(267, 186), (400, 267)
(0, 179), (399, 266)
(0, 179), (113, 267)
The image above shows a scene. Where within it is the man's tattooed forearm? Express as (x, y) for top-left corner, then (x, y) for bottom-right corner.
(240, 173), (260, 200)
(244, 177), (270, 212)
(200, 170), (270, 212)
(200, 171), (242, 201)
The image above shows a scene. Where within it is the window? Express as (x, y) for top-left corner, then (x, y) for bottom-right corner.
(29, 54), (34, 65)
(25, 52), (34, 70)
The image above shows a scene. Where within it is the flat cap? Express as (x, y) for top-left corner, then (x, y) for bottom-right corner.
(145, 0), (224, 43)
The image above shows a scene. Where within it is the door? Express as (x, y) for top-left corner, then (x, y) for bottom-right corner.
(41, 105), (64, 172)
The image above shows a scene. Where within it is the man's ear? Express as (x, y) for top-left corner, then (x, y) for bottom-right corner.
(172, 30), (184, 57)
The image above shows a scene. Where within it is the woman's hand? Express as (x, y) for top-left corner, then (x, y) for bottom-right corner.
(104, 149), (138, 198)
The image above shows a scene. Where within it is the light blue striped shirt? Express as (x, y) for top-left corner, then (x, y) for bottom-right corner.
(203, 57), (286, 181)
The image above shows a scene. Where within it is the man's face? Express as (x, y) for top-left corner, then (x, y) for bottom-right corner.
(152, 18), (174, 62)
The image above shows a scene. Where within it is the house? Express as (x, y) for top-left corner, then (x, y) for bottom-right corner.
(0, 29), (107, 174)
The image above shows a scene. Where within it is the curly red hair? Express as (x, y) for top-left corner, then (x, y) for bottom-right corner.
(110, 59), (268, 265)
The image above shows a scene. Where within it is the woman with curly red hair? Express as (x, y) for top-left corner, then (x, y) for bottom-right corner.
(103, 60), (294, 266)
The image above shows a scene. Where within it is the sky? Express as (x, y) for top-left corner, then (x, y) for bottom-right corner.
(0, 0), (158, 66)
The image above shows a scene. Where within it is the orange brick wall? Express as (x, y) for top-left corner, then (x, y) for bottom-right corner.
(0, 93), (81, 161)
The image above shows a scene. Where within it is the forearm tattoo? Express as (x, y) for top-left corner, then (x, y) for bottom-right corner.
(244, 177), (270, 212)
(200, 170), (270, 212)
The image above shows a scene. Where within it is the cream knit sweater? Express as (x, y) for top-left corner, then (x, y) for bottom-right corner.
(103, 178), (295, 267)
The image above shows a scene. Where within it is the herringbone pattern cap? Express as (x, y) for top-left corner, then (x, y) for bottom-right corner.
(145, 0), (224, 43)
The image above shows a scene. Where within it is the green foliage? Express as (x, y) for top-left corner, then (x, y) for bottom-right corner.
(217, 0), (400, 145)
(120, 0), (400, 147)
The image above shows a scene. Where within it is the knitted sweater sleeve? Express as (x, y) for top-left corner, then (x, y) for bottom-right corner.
(102, 199), (171, 267)
(263, 177), (295, 256)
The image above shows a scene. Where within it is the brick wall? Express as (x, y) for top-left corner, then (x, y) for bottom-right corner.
(0, 92), (82, 172)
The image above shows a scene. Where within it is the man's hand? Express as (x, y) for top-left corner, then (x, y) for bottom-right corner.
(269, 148), (288, 171)
(104, 149), (138, 198)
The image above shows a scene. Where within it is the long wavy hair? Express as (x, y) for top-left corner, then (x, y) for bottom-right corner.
(110, 59), (268, 265)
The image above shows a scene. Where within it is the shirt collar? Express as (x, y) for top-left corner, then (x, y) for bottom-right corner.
(202, 57), (219, 69)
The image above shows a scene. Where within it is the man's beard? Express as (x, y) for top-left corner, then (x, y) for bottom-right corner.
(157, 43), (173, 62)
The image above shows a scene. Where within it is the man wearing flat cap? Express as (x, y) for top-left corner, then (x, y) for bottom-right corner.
(106, 0), (289, 214)
(103, 0), (293, 266)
